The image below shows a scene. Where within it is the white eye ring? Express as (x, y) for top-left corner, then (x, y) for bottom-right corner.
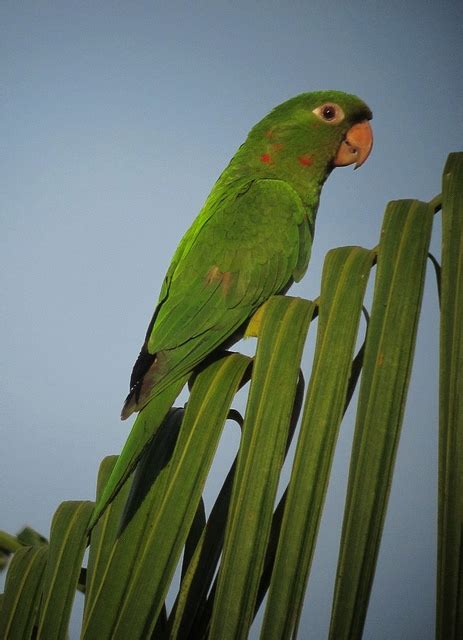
(312, 103), (345, 124)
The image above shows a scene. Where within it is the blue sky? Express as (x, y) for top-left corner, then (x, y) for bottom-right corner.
(1, 2), (462, 638)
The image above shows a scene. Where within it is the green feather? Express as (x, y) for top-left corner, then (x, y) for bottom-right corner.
(121, 91), (372, 418)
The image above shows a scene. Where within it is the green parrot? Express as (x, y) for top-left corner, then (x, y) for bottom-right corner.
(121, 90), (373, 419)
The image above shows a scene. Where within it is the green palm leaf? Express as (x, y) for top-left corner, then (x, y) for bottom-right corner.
(0, 545), (48, 640)
(209, 296), (315, 639)
(261, 246), (374, 639)
(37, 500), (94, 639)
(329, 198), (434, 639)
(437, 153), (463, 640)
(82, 352), (250, 639)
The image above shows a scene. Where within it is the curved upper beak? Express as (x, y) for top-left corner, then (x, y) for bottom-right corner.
(334, 120), (373, 169)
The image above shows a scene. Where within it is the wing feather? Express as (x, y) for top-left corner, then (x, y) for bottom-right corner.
(122, 178), (309, 416)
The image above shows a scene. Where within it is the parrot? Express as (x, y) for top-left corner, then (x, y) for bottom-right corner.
(121, 90), (373, 420)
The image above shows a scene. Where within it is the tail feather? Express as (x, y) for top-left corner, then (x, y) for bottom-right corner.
(90, 375), (189, 529)
(121, 350), (170, 419)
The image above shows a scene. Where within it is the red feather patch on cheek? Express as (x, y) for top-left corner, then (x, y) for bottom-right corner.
(260, 153), (272, 163)
(298, 154), (313, 166)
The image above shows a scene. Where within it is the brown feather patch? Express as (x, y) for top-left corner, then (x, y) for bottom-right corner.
(205, 265), (234, 294)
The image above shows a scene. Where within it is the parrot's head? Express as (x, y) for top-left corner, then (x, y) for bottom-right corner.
(239, 91), (373, 196)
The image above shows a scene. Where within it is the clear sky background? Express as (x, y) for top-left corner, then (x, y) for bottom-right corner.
(1, 2), (462, 638)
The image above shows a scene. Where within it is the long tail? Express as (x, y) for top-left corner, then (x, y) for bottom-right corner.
(89, 375), (189, 530)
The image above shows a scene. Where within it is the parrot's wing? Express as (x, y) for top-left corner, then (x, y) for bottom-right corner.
(122, 178), (311, 417)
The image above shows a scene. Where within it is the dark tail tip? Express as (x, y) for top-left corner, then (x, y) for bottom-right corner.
(120, 391), (136, 420)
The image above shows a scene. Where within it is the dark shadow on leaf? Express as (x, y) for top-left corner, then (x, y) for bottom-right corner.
(117, 408), (184, 535)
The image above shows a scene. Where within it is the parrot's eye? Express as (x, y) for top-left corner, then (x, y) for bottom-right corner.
(312, 103), (345, 125)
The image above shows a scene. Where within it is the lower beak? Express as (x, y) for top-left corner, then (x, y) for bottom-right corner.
(334, 120), (373, 169)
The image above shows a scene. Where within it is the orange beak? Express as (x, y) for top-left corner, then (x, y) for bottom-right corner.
(334, 120), (373, 169)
